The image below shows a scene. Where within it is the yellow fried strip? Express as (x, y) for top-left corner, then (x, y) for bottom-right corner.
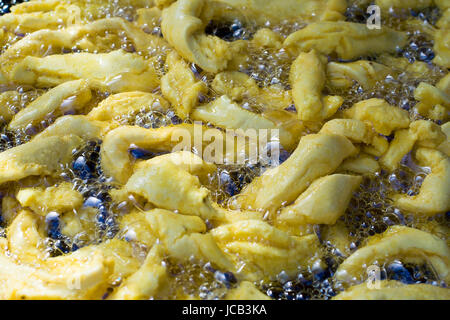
(290, 50), (343, 121)
(334, 280), (450, 300)
(234, 133), (356, 213)
(284, 22), (407, 60)
(335, 226), (450, 284)
(278, 174), (362, 225)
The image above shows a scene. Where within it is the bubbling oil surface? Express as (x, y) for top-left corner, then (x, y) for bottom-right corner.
(0, 0), (448, 300)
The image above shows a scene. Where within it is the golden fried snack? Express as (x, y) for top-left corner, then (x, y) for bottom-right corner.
(161, 0), (245, 73)
(0, 211), (114, 299)
(433, 24), (450, 68)
(277, 174), (362, 225)
(437, 73), (450, 95)
(344, 98), (410, 136)
(338, 153), (380, 174)
(211, 71), (292, 110)
(10, 50), (160, 93)
(438, 122), (450, 156)
(290, 50), (343, 122)
(0, 135), (83, 184)
(211, 219), (320, 281)
(335, 226), (450, 283)
(35, 115), (109, 140)
(0, 17), (167, 84)
(161, 51), (208, 119)
(327, 60), (391, 90)
(192, 95), (299, 150)
(143, 209), (234, 270)
(0, 0), (80, 48)
(88, 92), (170, 122)
(9, 80), (92, 130)
(16, 182), (84, 216)
(9, 0), (155, 21)
(394, 148), (450, 215)
(0, 0), (448, 301)
(218, 0), (347, 24)
(234, 133), (356, 213)
(126, 159), (218, 220)
(320, 118), (388, 156)
(109, 245), (169, 300)
(101, 123), (252, 183)
(414, 82), (450, 121)
(380, 120), (446, 170)
(334, 280), (450, 300)
(284, 22), (408, 60)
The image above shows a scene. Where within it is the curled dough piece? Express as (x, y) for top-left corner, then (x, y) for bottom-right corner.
(101, 125), (198, 183)
(101, 125), (198, 184)
(211, 219), (320, 281)
(344, 98), (410, 136)
(37, 94), (167, 140)
(334, 280), (450, 300)
(380, 120), (446, 171)
(10, 0), (156, 21)
(8, 80), (92, 130)
(0, 211), (113, 299)
(0, 243), (113, 300)
(0, 2), (79, 48)
(234, 133), (356, 213)
(126, 157), (218, 220)
(335, 226), (450, 284)
(218, 0), (347, 24)
(35, 115), (110, 141)
(143, 209), (234, 271)
(8, 209), (142, 295)
(284, 22), (407, 60)
(192, 95), (299, 150)
(0, 17), (167, 83)
(290, 51), (343, 122)
(9, 50), (160, 93)
(251, 28), (284, 50)
(433, 28), (450, 68)
(87, 92), (170, 123)
(327, 60), (391, 90)
(414, 82), (450, 121)
(16, 182), (83, 216)
(438, 122), (450, 156)
(161, 0), (245, 73)
(161, 51), (207, 119)
(211, 71), (292, 110)
(394, 148), (450, 216)
(101, 124), (248, 183)
(7, 209), (47, 262)
(437, 73), (450, 95)
(436, 0), (450, 10)
(338, 153), (380, 175)
(133, 150), (217, 185)
(278, 174), (362, 225)
(320, 118), (388, 157)
(109, 245), (169, 300)
(0, 135), (83, 185)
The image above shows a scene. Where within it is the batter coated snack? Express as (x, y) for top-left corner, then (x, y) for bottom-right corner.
(0, 0), (448, 300)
